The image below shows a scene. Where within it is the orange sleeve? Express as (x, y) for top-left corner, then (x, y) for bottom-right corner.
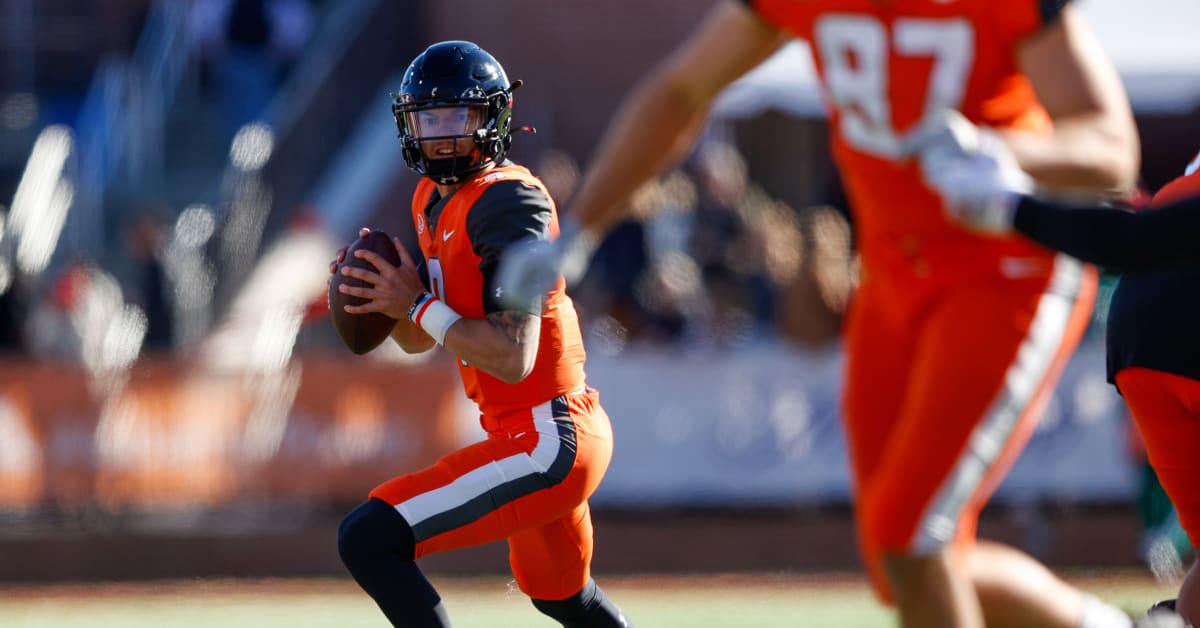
(1152, 157), (1200, 207)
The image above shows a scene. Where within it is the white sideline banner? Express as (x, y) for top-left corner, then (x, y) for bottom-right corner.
(583, 338), (1137, 507)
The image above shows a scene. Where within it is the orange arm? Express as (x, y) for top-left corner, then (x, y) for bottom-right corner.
(1005, 5), (1140, 194)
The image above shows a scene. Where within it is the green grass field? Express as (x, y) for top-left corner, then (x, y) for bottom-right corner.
(0, 571), (1176, 627)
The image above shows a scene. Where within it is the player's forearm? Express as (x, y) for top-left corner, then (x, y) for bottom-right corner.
(390, 318), (435, 354)
(1013, 195), (1200, 272)
(1001, 113), (1139, 193)
(442, 314), (539, 384)
(569, 72), (711, 238)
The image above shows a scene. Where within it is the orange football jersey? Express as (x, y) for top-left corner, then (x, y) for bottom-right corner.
(747, 0), (1059, 263)
(410, 165), (587, 418)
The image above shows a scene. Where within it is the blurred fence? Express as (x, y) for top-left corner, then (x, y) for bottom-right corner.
(0, 353), (462, 517)
(587, 337), (1137, 508)
(0, 336), (1138, 521)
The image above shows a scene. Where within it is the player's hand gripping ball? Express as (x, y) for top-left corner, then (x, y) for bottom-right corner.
(328, 229), (403, 354)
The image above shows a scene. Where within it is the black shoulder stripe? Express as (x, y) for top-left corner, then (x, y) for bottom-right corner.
(468, 180), (553, 314)
(1039, 0), (1071, 25)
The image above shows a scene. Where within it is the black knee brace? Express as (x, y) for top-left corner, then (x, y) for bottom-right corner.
(337, 499), (450, 627)
(337, 497), (416, 568)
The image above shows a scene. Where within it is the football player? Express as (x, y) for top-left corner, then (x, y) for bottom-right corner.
(916, 121), (1200, 627)
(497, 1), (1142, 627)
(330, 41), (631, 628)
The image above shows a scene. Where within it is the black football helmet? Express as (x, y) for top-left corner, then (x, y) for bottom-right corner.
(393, 41), (517, 184)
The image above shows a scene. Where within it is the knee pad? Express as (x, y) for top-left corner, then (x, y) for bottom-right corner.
(337, 498), (416, 567)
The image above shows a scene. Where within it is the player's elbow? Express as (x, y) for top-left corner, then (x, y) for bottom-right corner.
(1091, 118), (1141, 191)
(1053, 140), (1139, 195)
(1094, 140), (1140, 192)
(493, 354), (536, 385)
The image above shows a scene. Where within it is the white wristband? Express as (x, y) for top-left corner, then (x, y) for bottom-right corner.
(407, 292), (462, 346)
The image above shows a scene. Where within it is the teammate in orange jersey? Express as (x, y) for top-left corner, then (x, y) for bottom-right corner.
(917, 123), (1200, 627)
(329, 41), (631, 628)
(497, 1), (1141, 627)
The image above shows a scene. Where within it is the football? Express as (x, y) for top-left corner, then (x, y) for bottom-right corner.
(328, 230), (402, 355)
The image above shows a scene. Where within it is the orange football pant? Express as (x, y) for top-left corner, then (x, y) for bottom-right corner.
(844, 254), (1096, 603)
(1115, 367), (1200, 548)
(368, 389), (612, 601)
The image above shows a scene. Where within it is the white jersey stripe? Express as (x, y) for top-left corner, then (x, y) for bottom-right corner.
(396, 398), (563, 529)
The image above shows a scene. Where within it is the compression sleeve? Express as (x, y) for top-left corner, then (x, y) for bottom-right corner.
(1013, 194), (1200, 272)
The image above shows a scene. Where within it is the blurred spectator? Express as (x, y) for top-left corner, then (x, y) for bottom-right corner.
(687, 142), (799, 347)
(188, 0), (314, 141)
(0, 275), (28, 354)
(628, 171), (702, 343)
(569, 139), (859, 351)
(775, 204), (856, 348)
(534, 148), (580, 208)
(25, 261), (91, 360)
(123, 209), (174, 351)
(573, 186), (659, 348)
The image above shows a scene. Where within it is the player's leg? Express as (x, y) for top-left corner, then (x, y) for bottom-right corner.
(1178, 563), (1200, 628)
(341, 390), (613, 626)
(510, 392), (629, 627)
(883, 549), (984, 628)
(512, 502), (631, 627)
(843, 276), (985, 626)
(953, 260), (1127, 628)
(857, 256), (1116, 628)
(969, 540), (1132, 628)
(1115, 368), (1200, 627)
(338, 497), (451, 627)
(842, 275), (923, 602)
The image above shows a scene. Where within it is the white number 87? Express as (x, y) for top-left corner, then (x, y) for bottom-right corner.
(815, 15), (974, 158)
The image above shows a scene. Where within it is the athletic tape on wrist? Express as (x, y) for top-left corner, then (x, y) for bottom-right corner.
(408, 291), (461, 346)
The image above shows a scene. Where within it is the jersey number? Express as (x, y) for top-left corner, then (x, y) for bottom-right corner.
(427, 257), (445, 301)
(425, 257), (466, 365)
(814, 15), (974, 158)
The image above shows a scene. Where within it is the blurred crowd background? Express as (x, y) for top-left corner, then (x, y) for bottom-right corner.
(0, 0), (865, 363)
(0, 0), (1199, 581)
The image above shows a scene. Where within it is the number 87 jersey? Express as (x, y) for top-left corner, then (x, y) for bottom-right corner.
(743, 0), (1061, 249)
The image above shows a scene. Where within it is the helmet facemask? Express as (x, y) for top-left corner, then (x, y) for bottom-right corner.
(393, 100), (496, 184)
(393, 90), (512, 185)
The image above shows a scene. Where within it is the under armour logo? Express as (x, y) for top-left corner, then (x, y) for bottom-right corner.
(494, 285), (503, 299)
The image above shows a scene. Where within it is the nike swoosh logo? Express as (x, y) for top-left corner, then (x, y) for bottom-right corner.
(442, 230), (455, 241)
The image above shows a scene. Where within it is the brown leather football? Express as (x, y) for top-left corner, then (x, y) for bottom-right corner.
(329, 230), (402, 355)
